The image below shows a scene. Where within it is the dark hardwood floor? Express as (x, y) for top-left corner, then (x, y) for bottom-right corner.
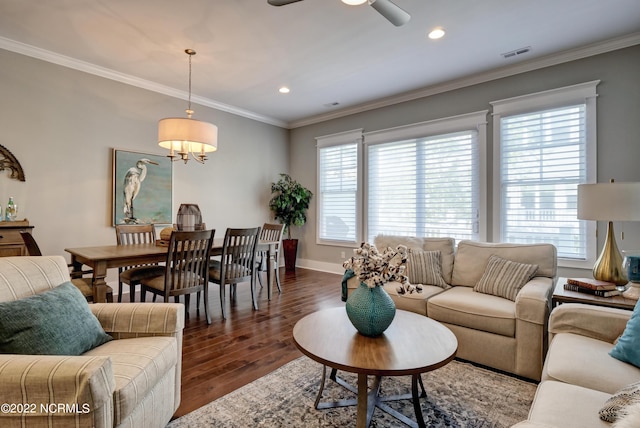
(175, 267), (343, 417)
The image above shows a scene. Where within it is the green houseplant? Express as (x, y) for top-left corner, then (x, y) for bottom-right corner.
(269, 173), (313, 271)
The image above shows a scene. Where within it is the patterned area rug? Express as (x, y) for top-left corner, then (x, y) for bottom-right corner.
(168, 357), (536, 427)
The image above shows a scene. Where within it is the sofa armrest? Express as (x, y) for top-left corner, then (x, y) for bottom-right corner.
(0, 354), (114, 428)
(90, 303), (185, 338)
(516, 277), (554, 325)
(548, 303), (631, 344)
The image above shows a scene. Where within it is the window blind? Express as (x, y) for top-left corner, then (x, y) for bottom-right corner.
(500, 105), (587, 259)
(367, 130), (479, 243)
(318, 143), (358, 243)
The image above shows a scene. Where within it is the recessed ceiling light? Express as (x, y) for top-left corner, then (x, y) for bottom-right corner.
(342, 0), (367, 5)
(279, 87), (290, 94)
(428, 27), (445, 40)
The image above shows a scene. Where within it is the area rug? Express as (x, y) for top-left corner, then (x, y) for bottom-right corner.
(168, 357), (536, 427)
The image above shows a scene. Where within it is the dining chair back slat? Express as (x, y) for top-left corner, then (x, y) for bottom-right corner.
(210, 227), (260, 319)
(141, 229), (215, 324)
(257, 223), (285, 292)
(115, 224), (163, 302)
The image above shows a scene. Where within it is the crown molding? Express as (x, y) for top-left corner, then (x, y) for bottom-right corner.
(288, 32), (640, 129)
(0, 36), (288, 128)
(2, 32), (639, 131)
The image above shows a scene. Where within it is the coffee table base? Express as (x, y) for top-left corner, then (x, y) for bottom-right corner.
(314, 366), (428, 428)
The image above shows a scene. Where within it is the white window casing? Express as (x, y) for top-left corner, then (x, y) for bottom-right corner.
(491, 81), (599, 268)
(316, 129), (363, 246)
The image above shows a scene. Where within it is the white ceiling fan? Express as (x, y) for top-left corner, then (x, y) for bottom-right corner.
(267, 0), (411, 27)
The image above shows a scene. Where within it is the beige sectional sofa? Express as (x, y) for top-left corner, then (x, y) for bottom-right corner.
(346, 235), (557, 381)
(514, 303), (640, 428)
(0, 256), (184, 428)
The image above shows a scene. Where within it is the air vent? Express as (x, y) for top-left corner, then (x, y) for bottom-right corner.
(501, 46), (531, 59)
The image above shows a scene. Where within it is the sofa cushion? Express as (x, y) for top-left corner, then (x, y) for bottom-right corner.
(83, 336), (178, 425)
(610, 300), (640, 368)
(599, 381), (640, 422)
(527, 380), (611, 428)
(406, 250), (449, 289)
(452, 240), (556, 286)
(0, 281), (112, 355)
(374, 235), (455, 284)
(427, 286), (516, 337)
(474, 255), (538, 301)
(543, 332), (640, 394)
(382, 282), (445, 316)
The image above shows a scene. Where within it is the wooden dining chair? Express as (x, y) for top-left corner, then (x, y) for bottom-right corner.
(209, 227), (260, 319)
(19, 231), (114, 303)
(115, 224), (165, 302)
(256, 223), (285, 293)
(139, 229), (215, 324)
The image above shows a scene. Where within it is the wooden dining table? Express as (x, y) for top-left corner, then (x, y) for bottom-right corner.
(64, 239), (278, 303)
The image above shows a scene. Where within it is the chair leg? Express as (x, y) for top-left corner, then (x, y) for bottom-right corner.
(118, 280), (124, 303)
(184, 294), (190, 319)
(219, 282), (226, 320)
(250, 272), (258, 311)
(275, 266), (282, 293)
(196, 291), (201, 315)
(129, 283), (137, 302)
(203, 284), (211, 325)
(257, 270), (264, 288)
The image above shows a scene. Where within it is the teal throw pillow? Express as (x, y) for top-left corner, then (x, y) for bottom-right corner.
(610, 299), (640, 368)
(0, 281), (112, 355)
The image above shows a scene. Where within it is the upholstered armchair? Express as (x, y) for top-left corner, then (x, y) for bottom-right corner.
(0, 256), (184, 428)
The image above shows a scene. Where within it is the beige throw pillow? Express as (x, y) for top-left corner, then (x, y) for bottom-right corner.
(600, 382), (640, 423)
(406, 250), (450, 289)
(473, 255), (538, 301)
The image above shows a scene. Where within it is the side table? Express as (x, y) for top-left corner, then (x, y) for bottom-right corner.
(552, 277), (637, 310)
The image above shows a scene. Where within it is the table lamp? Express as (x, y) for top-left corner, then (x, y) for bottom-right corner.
(577, 181), (640, 298)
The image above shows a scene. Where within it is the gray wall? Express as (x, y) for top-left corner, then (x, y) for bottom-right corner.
(0, 48), (288, 286)
(290, 44), (640, 277)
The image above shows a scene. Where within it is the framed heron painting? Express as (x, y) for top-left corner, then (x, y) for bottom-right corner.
(112, 149), (172, 226)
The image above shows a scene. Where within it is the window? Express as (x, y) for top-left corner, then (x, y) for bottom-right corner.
(316, 129), (362, 246)
(364, 111), (488, 243)
(492, 81), (599, 267)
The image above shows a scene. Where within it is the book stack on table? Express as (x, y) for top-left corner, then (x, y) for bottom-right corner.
(564, 278), (620, 297)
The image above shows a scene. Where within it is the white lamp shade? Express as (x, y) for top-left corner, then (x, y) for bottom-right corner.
(577, 182), (640, 221)
(158, 117), (218, 152)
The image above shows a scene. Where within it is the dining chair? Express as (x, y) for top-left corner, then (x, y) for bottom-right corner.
(19, 231), (114, 303)
(139, 229), (215, 324)
(209, 227), (260, 319)
(115, 224), (165, 302)
(256, 223), (285, 293)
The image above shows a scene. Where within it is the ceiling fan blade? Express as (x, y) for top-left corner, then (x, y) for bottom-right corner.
(368, 0), (411, 26)
(267, 0), (305, 5)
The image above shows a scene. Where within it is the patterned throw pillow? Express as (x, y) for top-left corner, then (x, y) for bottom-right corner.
(473, 255), (538, 301)
(406, 250), (450, 289)
(0, 281), (112, 355)
(599, 381), (640, 423)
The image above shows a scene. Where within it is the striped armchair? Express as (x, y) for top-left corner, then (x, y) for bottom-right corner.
(0, 256), (184, 428)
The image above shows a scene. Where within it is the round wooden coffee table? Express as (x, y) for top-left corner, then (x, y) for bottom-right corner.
(292, 307), (457, 428)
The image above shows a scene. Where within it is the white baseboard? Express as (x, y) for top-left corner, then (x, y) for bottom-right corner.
(293, 258), (344, 274)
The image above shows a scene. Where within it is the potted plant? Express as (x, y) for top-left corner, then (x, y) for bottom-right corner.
(269, 173), (313, 271)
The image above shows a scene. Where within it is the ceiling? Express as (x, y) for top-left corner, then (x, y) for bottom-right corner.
(1, 0), (640, 128)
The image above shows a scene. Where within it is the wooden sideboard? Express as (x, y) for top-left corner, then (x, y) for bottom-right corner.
(0, 220), (33, 257)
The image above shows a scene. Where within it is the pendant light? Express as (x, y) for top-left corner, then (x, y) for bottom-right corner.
(158, 49), (218, 164)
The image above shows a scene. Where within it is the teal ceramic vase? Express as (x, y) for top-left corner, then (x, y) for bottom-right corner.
(345, 282), (396, 337)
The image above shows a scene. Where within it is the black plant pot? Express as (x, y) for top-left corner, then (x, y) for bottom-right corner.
(282, 239), (298, 271)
